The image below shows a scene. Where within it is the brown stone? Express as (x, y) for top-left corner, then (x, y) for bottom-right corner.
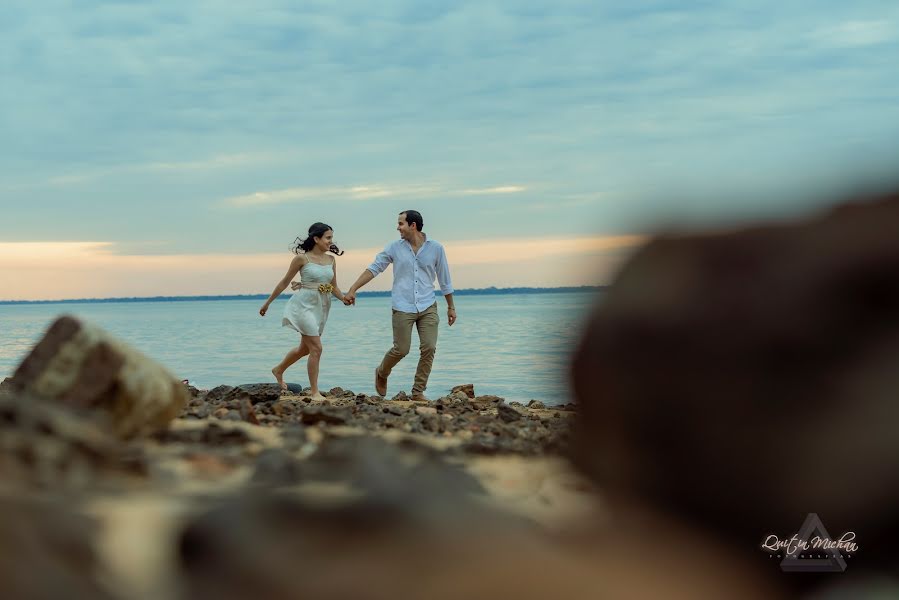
(8, 316), (187, 438)
(570, 190), (899, 584)
(451, 383), (475, 398)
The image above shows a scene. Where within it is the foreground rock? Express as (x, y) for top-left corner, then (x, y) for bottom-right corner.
(7, 315), (188, 438)
(571, 190), (899, 595)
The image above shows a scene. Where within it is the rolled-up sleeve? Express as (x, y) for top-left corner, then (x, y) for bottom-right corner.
(367, 243), (394, 276)
(436, 245), (454, 295)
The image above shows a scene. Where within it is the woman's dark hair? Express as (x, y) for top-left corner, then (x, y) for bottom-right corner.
(291, 222), (344, 256)
(400, 210), (424, 232)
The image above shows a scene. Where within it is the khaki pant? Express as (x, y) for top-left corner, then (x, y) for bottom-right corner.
(377, 302), (439, 393)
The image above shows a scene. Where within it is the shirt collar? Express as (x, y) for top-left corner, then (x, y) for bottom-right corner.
(402, 233), (428, 249)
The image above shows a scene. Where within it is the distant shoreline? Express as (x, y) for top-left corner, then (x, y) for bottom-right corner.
(1, 286), (605, 306)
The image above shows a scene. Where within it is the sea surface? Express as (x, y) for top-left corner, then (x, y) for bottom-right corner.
(0, 291), (599, 405)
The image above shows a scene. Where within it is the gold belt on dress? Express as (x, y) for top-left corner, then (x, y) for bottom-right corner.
(300, 282), (333, 294)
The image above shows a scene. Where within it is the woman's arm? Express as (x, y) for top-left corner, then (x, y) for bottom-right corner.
(259, 255), (305, 316)
(329, 258), (345, 303)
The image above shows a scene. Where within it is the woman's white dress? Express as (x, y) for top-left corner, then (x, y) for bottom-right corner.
(282, 261), (334, 336)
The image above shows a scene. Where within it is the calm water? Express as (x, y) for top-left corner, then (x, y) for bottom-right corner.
(0, 292), (598, 405)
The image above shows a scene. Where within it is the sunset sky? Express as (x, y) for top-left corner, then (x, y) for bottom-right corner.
(2, 1), (898, 300)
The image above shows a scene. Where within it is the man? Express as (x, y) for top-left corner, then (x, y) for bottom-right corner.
(344, 210), (456, 401)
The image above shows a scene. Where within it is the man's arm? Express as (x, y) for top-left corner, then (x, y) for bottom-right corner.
(345, 244), (392, 304)
(344, 270), (374, 304)
(436, 245), (456, 326)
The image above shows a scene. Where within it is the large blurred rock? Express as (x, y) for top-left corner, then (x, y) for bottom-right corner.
(570, 192), (899, 584)
(8, 315), (188, 438)
(0, 496), (118, 600)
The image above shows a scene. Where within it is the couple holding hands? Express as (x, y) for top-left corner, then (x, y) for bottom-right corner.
(259, 210), (456, 402)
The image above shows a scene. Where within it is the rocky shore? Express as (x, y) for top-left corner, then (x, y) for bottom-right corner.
(180, 382), (576, 455)
(0, 361), (593, 600)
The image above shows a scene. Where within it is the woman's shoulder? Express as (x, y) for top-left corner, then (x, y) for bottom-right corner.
(292, 253), (309, 266)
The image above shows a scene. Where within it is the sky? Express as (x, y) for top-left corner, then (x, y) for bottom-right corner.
(2, 1), (898, 300)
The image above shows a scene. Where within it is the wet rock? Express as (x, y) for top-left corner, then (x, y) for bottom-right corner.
(451, 383), (475, 398)
(204, 385), (233, 402)
(7, 315), (188, 438)
(228, 383), (281, 405)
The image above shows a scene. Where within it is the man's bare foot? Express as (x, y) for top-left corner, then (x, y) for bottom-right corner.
(272, 368), (288, 391)
(309, 392), (326, 401)
(374, 367), (387, 396)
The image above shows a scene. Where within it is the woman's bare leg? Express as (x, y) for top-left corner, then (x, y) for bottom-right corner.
(302, 335), (325, 400)
(272, 338), (309, 390)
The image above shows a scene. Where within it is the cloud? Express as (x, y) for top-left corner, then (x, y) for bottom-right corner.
(0, 234), (644, 300)
(223, 182), (527, 207)
(457, 186), (527, 195)
(3, 0), (899, 263)
(807, 20), (896, 48)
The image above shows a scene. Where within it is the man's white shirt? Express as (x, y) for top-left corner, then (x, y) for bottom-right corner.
(367, 235), (454, 313)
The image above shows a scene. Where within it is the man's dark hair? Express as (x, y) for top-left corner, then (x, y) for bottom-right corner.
(400, 210), (424, 232)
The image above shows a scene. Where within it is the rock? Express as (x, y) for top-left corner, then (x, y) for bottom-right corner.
(300, 405), (350, 426)
(7, 315), (188, 438)
(328, 387), (344, 397)
(203, 385), (234, 402)
(229, 384), (281, 405)
(416, 406), (438, 416)
(239, 398), (260, 425)
(0, 377), (14, 399)
(213, 407), (229, 419)
(154, 422), (252, 446)
(450, 391), (470, 403)
(471, 395), (504, 410)
(391, 391), (409, 402)
(0, 394), (147, 489)
(570, 190), (899, 581)
(497, 404), (522, 423)
(526, 400), (545, 409)
(451, 383), (475, 398)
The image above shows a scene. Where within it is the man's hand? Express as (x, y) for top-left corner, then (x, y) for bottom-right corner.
(447, 307), (457, 326)
(344, 290), (356, 306)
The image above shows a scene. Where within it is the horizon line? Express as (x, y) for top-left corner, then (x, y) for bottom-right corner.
(0, 285), (607, 305)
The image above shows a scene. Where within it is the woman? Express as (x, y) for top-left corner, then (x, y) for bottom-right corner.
(259, 222), (347, 400)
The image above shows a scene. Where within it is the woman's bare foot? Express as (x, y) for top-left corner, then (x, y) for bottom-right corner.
(309, 392), (326, 401)
(272, 367), (288, 391)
